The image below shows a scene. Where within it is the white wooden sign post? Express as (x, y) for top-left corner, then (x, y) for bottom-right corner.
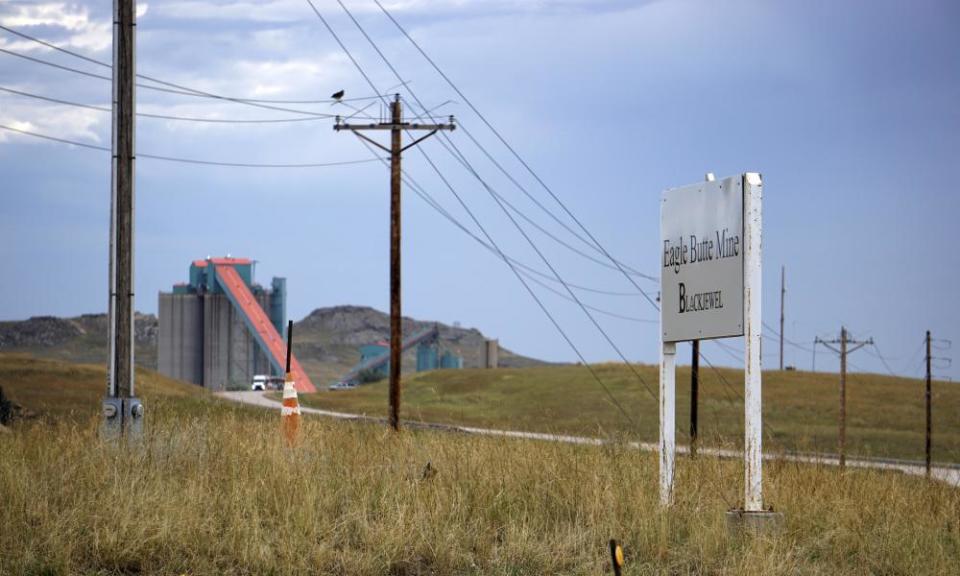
(659, 173), (769, 520)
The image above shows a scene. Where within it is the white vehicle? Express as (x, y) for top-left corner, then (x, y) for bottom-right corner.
(251, 375), (268, 391)
(328, 380), (356, 391)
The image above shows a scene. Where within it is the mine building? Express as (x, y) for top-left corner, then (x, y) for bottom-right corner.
(157, 257), (315, 392)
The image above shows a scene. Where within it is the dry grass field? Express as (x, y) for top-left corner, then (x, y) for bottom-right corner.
(2, 354), (959, 575)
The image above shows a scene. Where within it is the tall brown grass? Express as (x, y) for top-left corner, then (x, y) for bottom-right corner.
(2, 399), (958, 575)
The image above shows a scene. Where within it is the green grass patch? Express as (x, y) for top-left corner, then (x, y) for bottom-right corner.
(292, 364), (960, 463)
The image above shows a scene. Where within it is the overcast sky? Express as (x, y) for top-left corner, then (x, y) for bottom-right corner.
(1, 0), (957, 381)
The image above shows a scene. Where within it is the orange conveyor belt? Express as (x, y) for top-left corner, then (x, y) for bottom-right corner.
(215, 265), (316, 393)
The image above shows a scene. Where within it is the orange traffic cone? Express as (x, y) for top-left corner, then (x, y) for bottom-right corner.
(281, 373), (301, 447)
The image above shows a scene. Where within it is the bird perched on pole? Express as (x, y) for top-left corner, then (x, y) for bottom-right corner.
(331, 89), (345, 101)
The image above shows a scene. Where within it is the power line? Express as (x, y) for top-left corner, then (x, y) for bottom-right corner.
(865, 342), (899, 378)
(0, 46), (359, 119)
(377, 141), (657, 319)
(442, 129), (662, 395)
(517, 272), (657, 323)
(762, 320), (815, 353)
(328, 0), (659, 402)
(3, 10), (658, 292)
(710, 339), (743, 363)
(306, 0), (642, 424)
(417, 108), (656, 285)
(0, 115), (779, 325)
(324, 0), (766, 431)
(387, 0), (791, 453)
(456, 118), (655, 281)
(0, 85), (342, 123)
(0, 123), (383, 168)
(406, 172), (656, 300)
(1, 87), (650, 307)
(418, 139), (644, 423)
(371, 0), (661, 313)
(375, 15), (773, 433)
(379, 4), (773, 427)
(401, 170), (658, 305)
(0, 23), (382, 105)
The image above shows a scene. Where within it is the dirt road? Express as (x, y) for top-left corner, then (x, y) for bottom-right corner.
(217, 390), (960, 487)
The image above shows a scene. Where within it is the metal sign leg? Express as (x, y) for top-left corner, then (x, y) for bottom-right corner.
(659, 340), (676, 506)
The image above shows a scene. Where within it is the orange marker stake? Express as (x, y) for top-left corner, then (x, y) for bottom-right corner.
(280, 319), (300, 447)
(281, 372), (301, 447)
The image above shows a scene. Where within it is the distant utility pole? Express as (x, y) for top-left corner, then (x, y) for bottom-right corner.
(102, 0), (142, 439)
(815, 327), (873, 468)
(335, 95), (454, 431)
(812, 338), (817, 372)
(779, 266), (785, 371)
(925, 330), (932, 477)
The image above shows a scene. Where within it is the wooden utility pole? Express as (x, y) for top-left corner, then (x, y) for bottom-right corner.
(690, 340), (699, 457)
(335, 95), (454, 431)
(840, 327), (847, 467)
(779, 266), (785, 371)
(103, 0), (142, 438)
(688, 173), (713, 457)
(817, 327), (872, 469)
(925, 330), (932, 477)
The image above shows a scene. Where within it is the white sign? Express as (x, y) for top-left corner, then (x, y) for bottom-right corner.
(659, 172), (764, 512)
(660, 175), (744, 342)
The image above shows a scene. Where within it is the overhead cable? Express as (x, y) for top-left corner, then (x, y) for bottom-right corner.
(306, 0), (641, 425)
(416, 106), (656, 285)
(0, 85), (341, 123)
(328, 0), (659, 402)
(0, 123), (383, 168)
(372, 0), (797, 451)
(0, 23), (381, 104)
(371, 0), (661, 311)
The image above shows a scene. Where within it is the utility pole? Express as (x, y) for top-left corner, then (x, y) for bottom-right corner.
(816, 327), (872, 469)
(335, 95), (454, 431)
(102, 0), (142, 439)
(689, 172), (713, 457)
(690, 340), (699, 457)
(840, 328), (847, 467)
(925, 330), (932, 477)
(812, 338), (817, 372)
(779, 266), (785, 370)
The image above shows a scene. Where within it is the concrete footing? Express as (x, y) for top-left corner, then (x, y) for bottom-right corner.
(725, 509), (785, 537)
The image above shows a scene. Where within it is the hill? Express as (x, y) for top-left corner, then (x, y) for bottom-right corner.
(292, 305), (547, 385)
(0, 353), (209, 424)
(0, 313), (159, 369)
(297, 363), (960, 464)
(0, 306), (545, 388)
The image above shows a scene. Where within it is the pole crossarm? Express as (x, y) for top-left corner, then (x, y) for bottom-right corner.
(335, 122), (455, 131)
(334, 119), (455, 133)
(816, 338), (841, 355)
(846, 340), (873, 354)
(334, 116), (455, 154)
(816, 336), (873, 356)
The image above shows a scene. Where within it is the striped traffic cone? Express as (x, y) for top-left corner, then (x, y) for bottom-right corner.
(281, 373), (301, 447)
